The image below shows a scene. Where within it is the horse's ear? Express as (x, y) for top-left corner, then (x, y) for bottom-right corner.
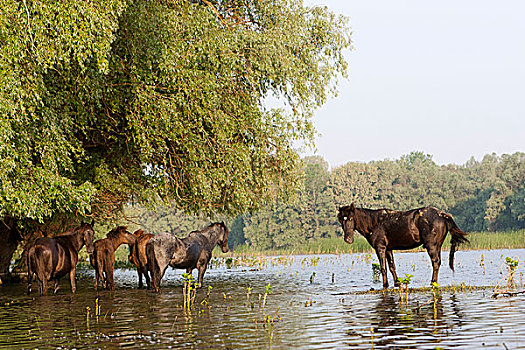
(349, 203), (355, 212)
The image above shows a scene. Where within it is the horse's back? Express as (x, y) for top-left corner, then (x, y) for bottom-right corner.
(148, 233), (178, 270)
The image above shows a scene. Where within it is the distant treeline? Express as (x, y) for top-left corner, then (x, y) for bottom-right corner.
(127, 152), (525, 251)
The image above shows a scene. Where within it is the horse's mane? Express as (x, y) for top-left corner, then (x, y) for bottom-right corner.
(354, 208), (377, 231)
(133, 229), (146, 237)
(209, 222), (227, 230)
(186, 222), (227, 240)
(107, 226), (128, 240)
(56, 222), (91, 237)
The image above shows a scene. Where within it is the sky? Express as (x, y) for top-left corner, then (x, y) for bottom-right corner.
(302, 0), (525, 167)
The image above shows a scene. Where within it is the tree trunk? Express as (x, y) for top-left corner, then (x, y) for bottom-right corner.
(0, 218), (21, 284)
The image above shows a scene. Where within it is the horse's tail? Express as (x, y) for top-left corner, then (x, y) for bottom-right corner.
(31, 245), (52, 295)
(442, 212), (469, 271)
(103, 250), (115, 290)
(146, 241), (160, 292)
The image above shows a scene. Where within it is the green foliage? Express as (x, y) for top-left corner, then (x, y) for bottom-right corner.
(0, 0), (352, 223)
(397, 274), (413, 288)
(120, 151), (524, 252)
(505, 257), (518, 272)
(239, 152), (524, 250)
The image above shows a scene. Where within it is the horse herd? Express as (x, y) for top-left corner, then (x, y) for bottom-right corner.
(26, 204), (469, 296)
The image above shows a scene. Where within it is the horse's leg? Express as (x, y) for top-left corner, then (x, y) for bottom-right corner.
(108, 258), (115, 291)
(27, 273), (32, 295)
(141, 265), (151, 290)
(27, 253), (32, 295)
(137, 267), (143, 288)
(374, 246), (389, 289)
(427, 246), (442, 285)
(386, 250), (399, 286)
(102, 271), (108, 290)
(96, 262), (105, 290)
(94, 266), (99, 291)
(70, 266), (77, 293)
(42, 278), (49, 295)
(196, 262), (207, 288)
(53, 279), (60, 294)
(38, 280), (44, 296)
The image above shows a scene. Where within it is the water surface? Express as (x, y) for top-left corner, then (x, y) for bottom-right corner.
(1, 249), (524, 349)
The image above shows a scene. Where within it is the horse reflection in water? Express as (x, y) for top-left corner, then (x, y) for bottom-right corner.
(146, 222), (230, 292)
(343, 292), (448, 347)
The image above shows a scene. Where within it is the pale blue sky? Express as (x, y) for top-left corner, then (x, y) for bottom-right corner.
(303, 0), (524, 166)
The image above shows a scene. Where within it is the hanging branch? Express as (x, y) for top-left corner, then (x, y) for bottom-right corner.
(201, 0), (231, 29)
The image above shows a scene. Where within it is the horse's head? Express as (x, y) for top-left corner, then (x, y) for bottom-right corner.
(215, 222), (230, 253)
(108, 226), (137, 246)
(133, 229), (145, 237)
(82, 219), (96, 254)
(338, 203), (356, 244)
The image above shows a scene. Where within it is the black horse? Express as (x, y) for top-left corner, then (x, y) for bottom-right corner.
(27, 221), (95, 295)
(146, 222), (229, 292)
(338, 204), (468, 288)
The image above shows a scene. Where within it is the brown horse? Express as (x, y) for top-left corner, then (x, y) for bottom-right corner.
(146, 222), (229, 292)
(338, 204), (468, 288)
(91, 226), (136, 291)
(27, 221), (95, 295)
(128, 229), (154, 289)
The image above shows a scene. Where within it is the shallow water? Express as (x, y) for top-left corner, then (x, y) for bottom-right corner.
(1, 249), (524, 349)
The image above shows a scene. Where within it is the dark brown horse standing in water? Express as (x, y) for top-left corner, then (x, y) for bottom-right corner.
(128, 229), (154, 289)
(338, 204), (468, 288)
(27, 221), (95, 295)
(91, 226), (136, 291)
(146, 222), (230, 292)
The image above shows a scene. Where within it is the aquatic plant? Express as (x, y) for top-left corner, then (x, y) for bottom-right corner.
(397, 274), (413, 301)
(86, 306), (90, 322)
(432, 282), (440, 320)
(182, 273), (198, 310)
(372, 263), (381, 282)
(225, 257), (233, 269)
(246, 287), (252, 307)
(262, 282), (272, 312)
(493, 256), (525, 297)
(505, 257), (519, 289)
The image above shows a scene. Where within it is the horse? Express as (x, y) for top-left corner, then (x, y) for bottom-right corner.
(146, 222), (229, 292)
(91, 226), (136, 291)
(338, 203), (469, 288)
(27, 221), (95, 295)
(128, 229), (154, 289)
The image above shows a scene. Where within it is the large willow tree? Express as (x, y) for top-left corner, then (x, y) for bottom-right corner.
(0, 0), (351, 275)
